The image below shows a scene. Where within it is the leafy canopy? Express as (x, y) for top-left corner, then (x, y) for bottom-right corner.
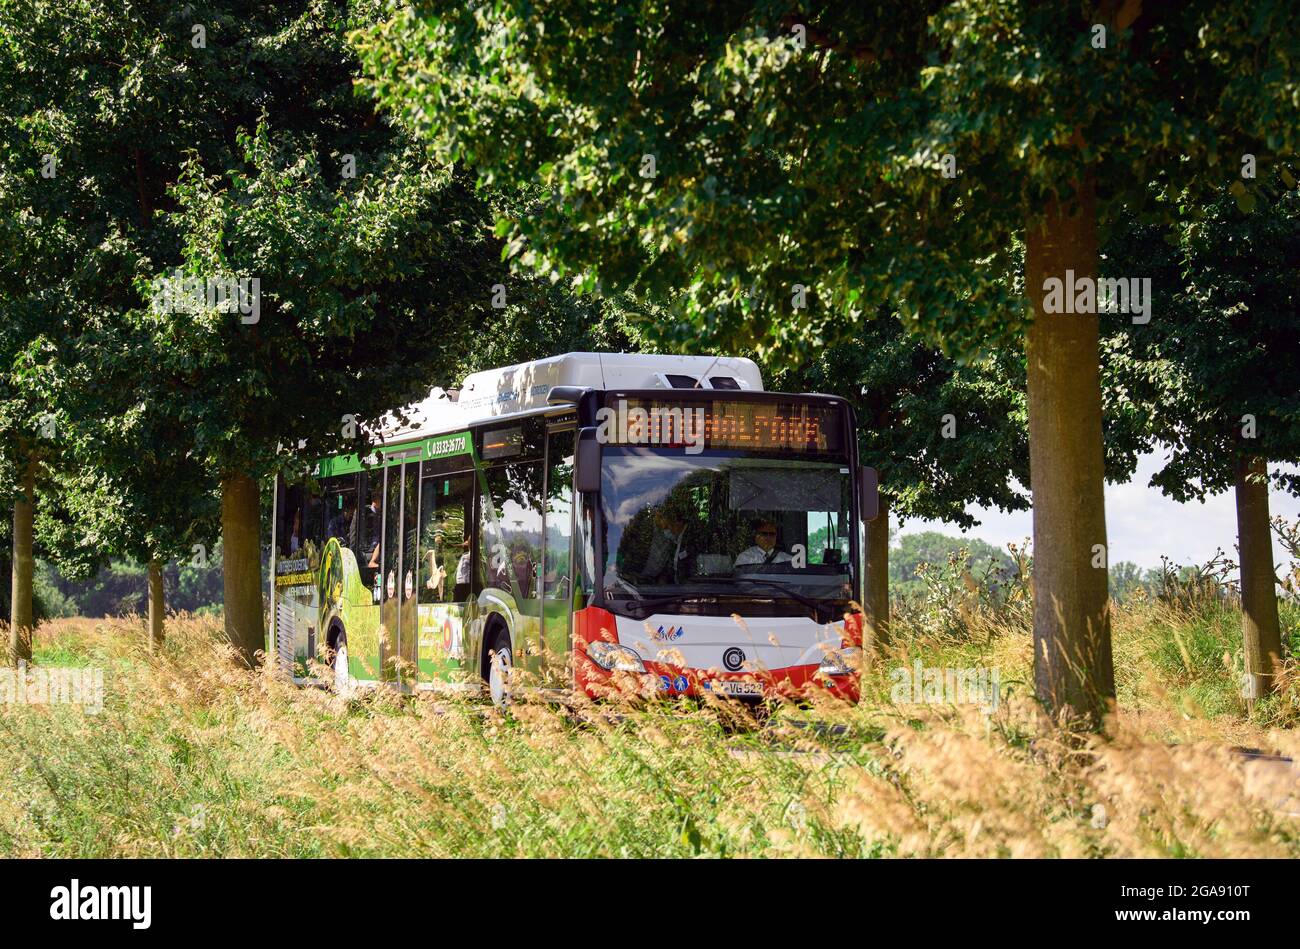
(1109, 184), (1300, 501)
(357, 1), (1300, 359)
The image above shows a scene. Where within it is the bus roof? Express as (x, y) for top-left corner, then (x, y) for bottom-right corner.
(375, 352), (765, 444)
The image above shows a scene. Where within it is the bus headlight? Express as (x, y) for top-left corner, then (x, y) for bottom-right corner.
(586, 641), (646, 673)
(818, 647), (862, 676)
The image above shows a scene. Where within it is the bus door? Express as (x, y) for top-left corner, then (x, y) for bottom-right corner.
(416, 466), (476, 685)
(540, 427), (576, 687)
(380, 451), (421, 689)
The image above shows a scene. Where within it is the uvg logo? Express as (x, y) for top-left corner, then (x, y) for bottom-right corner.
(654, 625), (684, 642)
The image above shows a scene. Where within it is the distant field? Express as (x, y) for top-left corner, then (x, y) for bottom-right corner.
(0, 600), (1297, 858)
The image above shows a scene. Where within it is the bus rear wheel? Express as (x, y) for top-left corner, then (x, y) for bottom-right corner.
(486, 628), (512, 708)
(329, 629), (353, 699)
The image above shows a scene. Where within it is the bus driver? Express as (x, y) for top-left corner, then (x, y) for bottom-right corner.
(734, 518), (792, 568)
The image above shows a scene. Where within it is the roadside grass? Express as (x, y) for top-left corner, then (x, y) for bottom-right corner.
(0, 604), (1296, 858)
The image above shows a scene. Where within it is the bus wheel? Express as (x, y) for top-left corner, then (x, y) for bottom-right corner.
(487, 628), (512, 708)
(331, 630), (354, 699)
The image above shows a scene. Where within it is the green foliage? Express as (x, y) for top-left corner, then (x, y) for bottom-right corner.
(1135, 597), (1300, 727)
(140, 123), (501, 478)
(0, 1), (633, 586)
(1109, 184), (1300, 500)
(1145, 606), (1241, 713)
(1, 0), (427, 558)
(886, 531), (1032, 640)
(890, 531), (1014, 596)
(441, 202), (651, 378)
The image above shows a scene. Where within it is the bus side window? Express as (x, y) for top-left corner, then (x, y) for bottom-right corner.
(356, 471), (381, 590)
(279, 485), (303, 558)
(322, 474), (358, 545)
(477, 462), (543, 600)
(418, 471), (474, 604)
(543, 430), (575, 603)
(303, 485), (326, 555)
(575, 493), (598, 602)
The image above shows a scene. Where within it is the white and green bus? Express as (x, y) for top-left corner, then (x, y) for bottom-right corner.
(268, 352), (875, 704)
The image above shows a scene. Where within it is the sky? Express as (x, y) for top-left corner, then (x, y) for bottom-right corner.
(895, 452), (1300, 574)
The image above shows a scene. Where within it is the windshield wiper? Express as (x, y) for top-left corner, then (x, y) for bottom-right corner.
(607, 595), (724, 619)
(608, 583), (834, 622)
(734, 578), (836, 619)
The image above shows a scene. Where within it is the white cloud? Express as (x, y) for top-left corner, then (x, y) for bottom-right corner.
(896, 452), (1300, 573)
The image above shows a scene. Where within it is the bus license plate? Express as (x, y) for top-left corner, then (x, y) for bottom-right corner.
(712, 680), (764, 697)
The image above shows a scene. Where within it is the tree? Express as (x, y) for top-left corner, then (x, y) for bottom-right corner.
(1111, 182), (1300, 704)
(32, 552), (226, 618)
(0, 0), (231, 657)
(5, 264), (223, 648)
(0, 1), (538, 664)
(357, 1), (1300, 728)
(0, 8), (89, 664)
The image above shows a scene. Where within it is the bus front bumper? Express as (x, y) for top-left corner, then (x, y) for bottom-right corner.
(574, 606), (861, 704)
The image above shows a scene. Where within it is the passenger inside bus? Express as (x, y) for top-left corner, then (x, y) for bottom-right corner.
(362, 493), (381, 568)
(286, 509), (303, 555)
(734, 518), (793, 568)
(425, 516), (449, 598)
(328, 497), (355, 543)
(617, 488), (703, 586)
(278, 486), (302, 558)
(641, 505), (691, 583)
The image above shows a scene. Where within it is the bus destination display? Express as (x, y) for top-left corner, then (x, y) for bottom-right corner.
(605, 399), (843, 452)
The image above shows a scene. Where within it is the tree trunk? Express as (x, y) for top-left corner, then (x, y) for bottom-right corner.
(1235, 455), (1282, 708)
(1024, 181), (1116, 730)
(221, 472), (264, 667)
(9, 460), (35, 667)
(148, 557), (165, 652)
(863, 494), (890, 652)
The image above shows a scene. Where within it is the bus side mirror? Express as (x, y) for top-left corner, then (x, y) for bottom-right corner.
(575, 427), (601, 493)
(860, 466), (879, 522)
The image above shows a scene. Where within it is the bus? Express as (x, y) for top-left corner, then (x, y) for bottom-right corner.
(268, 352), (876, 705)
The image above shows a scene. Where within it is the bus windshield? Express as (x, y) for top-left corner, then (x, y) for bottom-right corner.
(599, 447), (854, 619)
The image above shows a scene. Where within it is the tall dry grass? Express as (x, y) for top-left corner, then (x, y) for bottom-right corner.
(0, 598), (1296, 858)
